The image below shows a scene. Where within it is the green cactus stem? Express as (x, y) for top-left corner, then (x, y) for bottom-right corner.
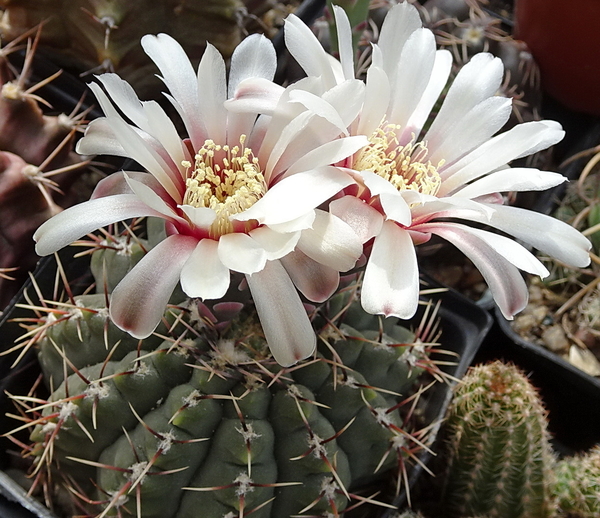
(440, 360), (555, 518)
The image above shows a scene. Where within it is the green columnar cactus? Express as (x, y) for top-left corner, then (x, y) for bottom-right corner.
(440, 361), (556, 518)
(17, 244), (447, 517)
(553, 445), (600, 517)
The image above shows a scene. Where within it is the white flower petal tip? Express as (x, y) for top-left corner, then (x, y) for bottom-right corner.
(246, 260), (317, 367)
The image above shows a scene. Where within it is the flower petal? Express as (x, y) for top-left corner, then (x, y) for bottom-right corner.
(180, 238), (230, 299)
(477, 204), (592, 268)
(34, 194), (162, 256)
(218, 232), (267, 274)
(109, 234), (197, 338)
(329, 195), (384, 243)
(285, 135), (369, 177)
(296, 210), (362, 271)
(361, 220), (419, 318)
(246, 259), (316, 366)
(454, 168), (567, 199)
(420, 222), (549, 277)
(141, 33), (206, 149)
(233, 167), (353, 225)
(380, 192), (412, 225)
(228, 33), (277, 97)
(424, 222), (529, 318)
(332, 5), (354, 81)
(358, 65), (391, 136)
(280, 249), (339, 302)
(439, 120), (564, 194)
(225, 77), (285, 116)
(378, 2), (423, 75)
(249, 226), (301, 260)
(359, 170), (399, 196)
(178, 204), (217, 229)
(284, 14), (338, 88)
(197, 43), (227, 143)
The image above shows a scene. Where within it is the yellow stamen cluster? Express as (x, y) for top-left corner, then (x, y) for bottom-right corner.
(355, 123), (443, 197)
(183, 135), (266, 237)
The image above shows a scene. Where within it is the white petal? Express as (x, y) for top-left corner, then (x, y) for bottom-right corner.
(124, 174), (184, 222)
(267, 212), (316, 233)
(388, 29), (437, 128)
(329, 195), (384, 243)
(197, 43), (227, 143)
(439, 120), (565, 195)
(360, 170), (398, 196)
(289, 89), (349, 135)
(284, 14), (338, 88)
(426, 96), (513, 166)
(218, 232), (267, 274)
(399, 49), (452, 143)
(362, 221), (420, 318)
(96, 73), (147, 130)
(297, 210), (362, 271)
(178, 204), (217, 228)
(249, 226), (300, 260)
(87, 83), (182, 201)
(321, 79), (365, 129)
(246, 259), (316, 366)
(141, 33), (206, 149)
(378, 2), (423, 75)
(332, 5), (354, 81)
(76, 118), (125, 157)
(285, 135), (369, 177)
(454, 169), (567, 199)
(424, 222), (529, 318)
(91, 171), (159, 199)
(142, 100), (187, 168)
(234, 167), (353, 225)
(421, 222), (549, 276)
(34, 195), (162, 256)
(424, 53), (504, 146)
(280, 249), (339, 302)
(225, 77), (285, 116)
(109, 234), (197, 338)
(228, 34), (277, 97)
(180, 238), (230, 299)
(358, 66), (391, 137)
(478, 204), (592, 268)
(380, 192), (412, 225)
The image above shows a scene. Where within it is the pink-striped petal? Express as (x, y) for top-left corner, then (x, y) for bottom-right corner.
(424, 222), (529, 318)
(246, 259), (316, 366)
(109, 234), (197, 338)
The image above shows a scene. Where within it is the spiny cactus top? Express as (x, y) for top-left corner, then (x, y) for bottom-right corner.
(33, 30), (368, 367)
(279, 3), (590, 320)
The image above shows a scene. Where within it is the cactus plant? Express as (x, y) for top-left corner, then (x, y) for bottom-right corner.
(4, 225), (453, 518)
(553, 445), (600, 518)
(0, 28), (97, 308)
(439, 360), (556, 518)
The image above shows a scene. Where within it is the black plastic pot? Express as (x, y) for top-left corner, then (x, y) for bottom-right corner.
(475, 310), (600, 456)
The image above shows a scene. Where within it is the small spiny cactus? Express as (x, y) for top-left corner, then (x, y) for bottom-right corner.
(439, 360), (556, 518)
(553, 445), (600, 518)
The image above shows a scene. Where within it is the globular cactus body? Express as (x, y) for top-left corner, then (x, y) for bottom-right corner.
(440, 361), (555, 518)
(553, 445), (600, 517)
(22, 243), (442, 517)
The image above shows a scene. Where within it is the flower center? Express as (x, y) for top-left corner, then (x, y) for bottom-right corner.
(183, 135), (266, 236)
(354, 124), (442, 197)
